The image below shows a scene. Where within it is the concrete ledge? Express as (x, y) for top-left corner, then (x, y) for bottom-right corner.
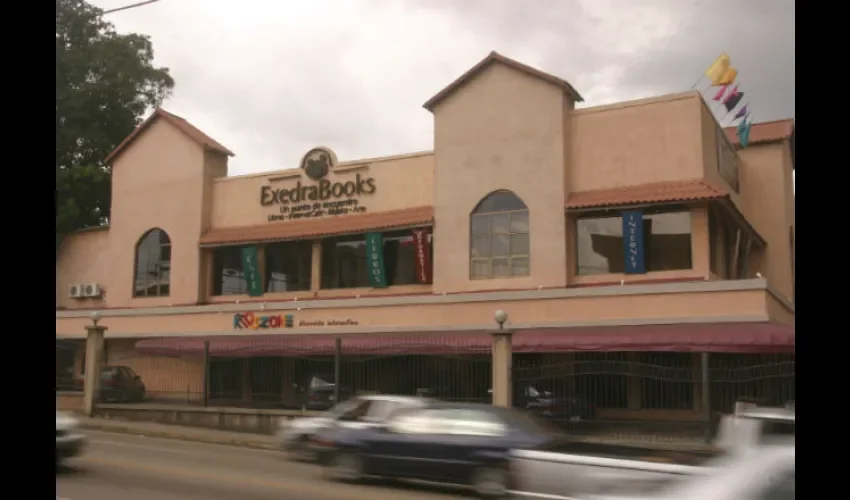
(57, 278), (772, 318)
(77, 416), (717, 453)
(93, 404), (321, 435)
(78, 417), (280, 450)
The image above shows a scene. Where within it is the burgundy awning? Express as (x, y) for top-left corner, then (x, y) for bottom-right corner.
(134, 322), (794, 357)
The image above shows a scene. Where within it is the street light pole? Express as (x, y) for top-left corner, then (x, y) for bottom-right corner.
(490, 310), (514, 408)
(82, 311), (108, 417)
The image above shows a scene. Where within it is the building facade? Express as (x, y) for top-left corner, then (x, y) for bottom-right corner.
(56, 52), (795, 420)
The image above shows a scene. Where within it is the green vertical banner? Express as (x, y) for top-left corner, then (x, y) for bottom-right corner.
(365, 232), (388, 288)
(240, 246), (264, 297)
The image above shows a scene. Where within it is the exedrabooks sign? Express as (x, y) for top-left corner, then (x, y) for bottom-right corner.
(262, 147), (376, 222)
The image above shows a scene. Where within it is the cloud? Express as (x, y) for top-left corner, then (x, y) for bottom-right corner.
(91, 0), (794, 176)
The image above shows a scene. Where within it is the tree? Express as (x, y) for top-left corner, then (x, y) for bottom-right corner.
(56, 0), (174, 250)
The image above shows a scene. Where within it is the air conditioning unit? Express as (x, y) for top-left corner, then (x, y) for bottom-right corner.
(82, 283), (102, 298)
(68, 284), (83, 299)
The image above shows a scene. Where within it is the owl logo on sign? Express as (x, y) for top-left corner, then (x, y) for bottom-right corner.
(300, 147), (337, 181)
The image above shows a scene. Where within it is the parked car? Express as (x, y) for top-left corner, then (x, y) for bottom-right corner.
(56, 411), (86, 464)
(511, 383), (596, 421)
(302, 373), (354, 411)
(98, 365), (146, 403)
(278, 394), (431, 461)
(417, 383), (595, 421)
(56, 368), (84, 391)
(312, 402), (562, 498)
(584, 442), (794, 500)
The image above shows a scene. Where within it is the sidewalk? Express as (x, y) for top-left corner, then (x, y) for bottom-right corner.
(77, 416), (281, 450)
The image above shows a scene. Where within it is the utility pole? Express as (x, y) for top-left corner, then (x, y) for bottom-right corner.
(103, 0), (161, 15)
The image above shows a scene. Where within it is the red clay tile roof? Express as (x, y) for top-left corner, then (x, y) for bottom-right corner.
(104, 108), (235, 165)
(565, 179), (729, 210)
(724, 118), (794, 147)
(199, 206), (434, 246)
(423, 51), (584, 111)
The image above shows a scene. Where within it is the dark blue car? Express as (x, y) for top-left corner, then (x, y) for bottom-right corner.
(312, 402), (561, 498)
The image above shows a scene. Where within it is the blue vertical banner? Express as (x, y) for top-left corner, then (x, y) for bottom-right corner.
(622, 211), (646, 274)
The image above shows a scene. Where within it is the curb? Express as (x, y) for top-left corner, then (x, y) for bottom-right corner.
(78, 420), (717, 454)
(79, 421), (281, 451)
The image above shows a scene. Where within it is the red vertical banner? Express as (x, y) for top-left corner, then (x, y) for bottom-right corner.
(412, 229), (432, 284)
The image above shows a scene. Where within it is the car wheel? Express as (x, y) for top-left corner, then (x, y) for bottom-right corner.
(330, 452), (364, 482)
(291, 436), (315, 462)
(471, 466), (509, 498)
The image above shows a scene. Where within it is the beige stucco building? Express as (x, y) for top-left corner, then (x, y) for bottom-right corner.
(56, 52), (794, 419)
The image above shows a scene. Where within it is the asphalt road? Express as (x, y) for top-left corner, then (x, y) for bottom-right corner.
(56, 430), (471, 500)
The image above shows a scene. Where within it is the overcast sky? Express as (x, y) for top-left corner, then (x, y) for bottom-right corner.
(91, 0), (795, 177)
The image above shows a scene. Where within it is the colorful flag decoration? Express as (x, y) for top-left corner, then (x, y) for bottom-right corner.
(721, 84), (739, 104)
(705, 53), (731, 85)
(736, 116), (752, 148)
(734, 104), (749, 120)
(712, 85), (728, 101)
(716, 67), (738, 86)
(724, 92), (745, 112)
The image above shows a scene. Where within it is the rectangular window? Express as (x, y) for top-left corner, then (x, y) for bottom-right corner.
(264, 241), (313, 292)
(716, 127), (740, 192)
(321, 230), (432, 289)
(709, 208), (719, 274)
(212, 246), (248, 296)
(576, 208), (692, 276)
(737, 233), (751, 279)
(789, 226), (795, 303)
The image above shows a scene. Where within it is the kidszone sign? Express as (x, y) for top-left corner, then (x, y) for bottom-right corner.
(233, 312), (294, 330)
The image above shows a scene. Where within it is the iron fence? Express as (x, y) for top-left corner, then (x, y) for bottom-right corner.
(84, 336), (794, 441)
(513, 352), (794, 441)
(56, 338), (84, 392)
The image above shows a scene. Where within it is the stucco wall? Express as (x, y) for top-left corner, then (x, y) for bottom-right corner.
(108, 119), (208, 309)
(57, 228), (110, 310)
(569, 93), (704, 193)
(431, 62), (569, 293)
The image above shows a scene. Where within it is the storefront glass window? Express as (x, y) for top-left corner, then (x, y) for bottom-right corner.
(265, 241), (313, 292)
(212, 246), (248, 295)
(321, 230), (432, 289)
(470, 190), (529, 279)
(133, 228), (171, 297)
(576, 208), (692, 275)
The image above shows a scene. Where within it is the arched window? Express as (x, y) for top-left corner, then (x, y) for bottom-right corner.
(133, 228), (172, 297)
(470, 190), (530, 279)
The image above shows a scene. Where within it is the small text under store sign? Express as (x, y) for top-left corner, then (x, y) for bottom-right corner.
(240, 246), (264, 297)
(412, 229), (432, 284)
(622, 210), (646, 274)
(365, 232), (388, 288)
(234, 312), (294, 329)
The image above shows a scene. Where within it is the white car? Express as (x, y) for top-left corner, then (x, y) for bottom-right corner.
(56, 411), (86, 464)
(586, 443), (795, 500)
(277, 395), (431, 461)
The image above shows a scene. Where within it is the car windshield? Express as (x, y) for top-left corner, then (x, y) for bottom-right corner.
(325, 399), (361, 418)
(505, 409), (557, 435)
(309, 375), (335, 389)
